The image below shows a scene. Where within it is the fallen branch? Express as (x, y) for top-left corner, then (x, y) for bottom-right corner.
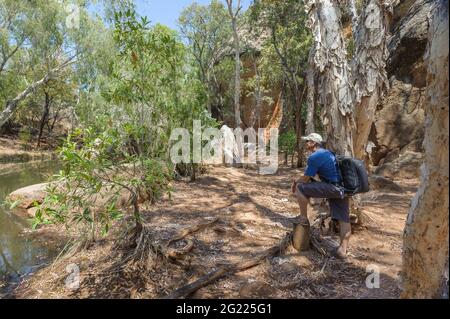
(166, 217), (220, 246)
(163, 232), (292, 299)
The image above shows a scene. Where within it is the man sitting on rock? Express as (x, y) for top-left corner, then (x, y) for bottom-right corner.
(291, 133), (351, 259)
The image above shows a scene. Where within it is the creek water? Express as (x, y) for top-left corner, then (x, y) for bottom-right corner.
(0, 160), (60, 288)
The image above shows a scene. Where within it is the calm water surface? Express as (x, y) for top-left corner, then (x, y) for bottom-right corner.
(0, 160), (60, 285)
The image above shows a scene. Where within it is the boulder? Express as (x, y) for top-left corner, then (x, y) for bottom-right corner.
(6, 180), (146, 220)
(6, 183), (48, 209)
(374, 151), (423, 179)
(25, 207), (39, 219)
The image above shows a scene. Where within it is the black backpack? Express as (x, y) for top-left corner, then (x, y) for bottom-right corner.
(335, 156), (370, 196)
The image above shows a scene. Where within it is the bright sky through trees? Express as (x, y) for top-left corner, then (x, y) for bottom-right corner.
(88, 0), (252, 30)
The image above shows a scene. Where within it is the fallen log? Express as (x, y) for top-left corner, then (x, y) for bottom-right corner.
(166, 217), (220, 246)
(163, 232), (292, 299)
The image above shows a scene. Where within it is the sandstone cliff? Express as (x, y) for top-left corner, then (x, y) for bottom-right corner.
(370, 0), (436, 178)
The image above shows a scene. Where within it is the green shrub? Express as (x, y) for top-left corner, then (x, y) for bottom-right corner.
(279, 130), (297, 155)
(33, 8), (215, 243)
(33, 127), (173, 240)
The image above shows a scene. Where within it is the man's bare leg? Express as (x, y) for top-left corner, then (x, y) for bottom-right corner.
(337, 221), (351, 257)
(294, 187), (310, 220)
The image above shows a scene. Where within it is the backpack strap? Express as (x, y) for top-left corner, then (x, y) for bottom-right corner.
(330, 151), (345, 189)
(330, 152), (342, 180)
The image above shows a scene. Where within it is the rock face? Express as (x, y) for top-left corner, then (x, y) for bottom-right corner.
(240, 55), (281, 129)
(388, 0), (435, 88)
(371, 78), (425, 166)
(369, 0), (435, 177)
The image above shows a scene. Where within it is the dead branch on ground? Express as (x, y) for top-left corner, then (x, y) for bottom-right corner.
(166, 217), (220, 246)
(163, 232), (292, 299)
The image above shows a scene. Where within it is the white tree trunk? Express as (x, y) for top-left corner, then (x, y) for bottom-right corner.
(305, 66), (316, 135)
(306, 0), (354, 156)
(226, 0), (242, 129)
(0, 57), (75, 129)
(250, 53), (262, 129)
(401, 0), (449, 299)
(352, 0), (391, 160)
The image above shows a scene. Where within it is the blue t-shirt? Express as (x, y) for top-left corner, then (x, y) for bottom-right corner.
(304, 148), (341, 183)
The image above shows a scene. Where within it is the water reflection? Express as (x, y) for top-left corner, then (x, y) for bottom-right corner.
(0, 161), (60, 282)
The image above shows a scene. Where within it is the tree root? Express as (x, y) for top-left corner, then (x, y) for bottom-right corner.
(310, 227), (339, 257)
(112, 217), (221, 272)
(166, 239), (194, 260)
(162, 217), (220, 261)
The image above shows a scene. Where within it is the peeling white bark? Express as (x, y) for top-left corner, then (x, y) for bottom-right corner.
(226, 0), (242, 129)
(352, 0), (391, 160)
(305, 66), (316, 135)
(306, 0), (354, 156)
(401, 0), (449, 299)
(349, 0), (359, 38)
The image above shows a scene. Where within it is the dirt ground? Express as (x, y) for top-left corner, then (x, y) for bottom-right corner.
(0, 136), (56, 163)
(12, 164), (419, 299)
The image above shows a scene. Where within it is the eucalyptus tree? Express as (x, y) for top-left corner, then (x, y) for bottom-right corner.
(0, 0), (124, 135)
(305, 0), (391, 161)
(249, 0), (312, 166)
(306, 0), (354, 156)
(178, 0), (232, 117)
(226, 0), (243, 128)
(402, 0), (448, 299)
(351, 0), (391, 161)
(0, 0), (79, 129)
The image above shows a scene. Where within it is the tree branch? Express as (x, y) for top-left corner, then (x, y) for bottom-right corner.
(0, 36), (27, 74)
(0, 55), (77, 128)
(163, 232), (292, 299)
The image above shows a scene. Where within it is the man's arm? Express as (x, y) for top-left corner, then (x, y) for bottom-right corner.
(292, 156), (317, 193)
(297, 175), (312, 183)
(291, 175), (312, 193)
